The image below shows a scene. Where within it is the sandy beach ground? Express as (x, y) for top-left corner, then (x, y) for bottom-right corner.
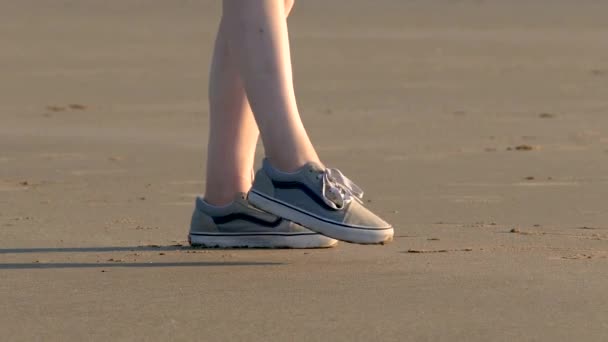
(1, 0), (608, 340)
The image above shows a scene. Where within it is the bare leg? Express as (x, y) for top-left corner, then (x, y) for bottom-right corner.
(221, 0), (321, 172)
(204, 0), (297, 206)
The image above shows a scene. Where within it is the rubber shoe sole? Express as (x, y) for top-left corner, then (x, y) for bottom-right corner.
(189, 231), (337, 249)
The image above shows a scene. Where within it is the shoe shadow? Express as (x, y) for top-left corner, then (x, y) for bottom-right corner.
(0, 246), (187, 254)
(0, 245), (284, 269)
(0, 261), (280, 270)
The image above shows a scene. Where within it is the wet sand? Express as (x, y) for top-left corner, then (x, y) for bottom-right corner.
(1, 1), (608, 340)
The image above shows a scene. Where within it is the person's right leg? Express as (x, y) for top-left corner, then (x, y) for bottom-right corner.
(204, 0), (297, 206)
(222, 0), (320, 172)
(221, 0), (393, 244)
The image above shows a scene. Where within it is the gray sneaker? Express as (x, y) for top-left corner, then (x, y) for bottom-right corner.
(248, 159), (394, 244)
(188, 193), (337, 248)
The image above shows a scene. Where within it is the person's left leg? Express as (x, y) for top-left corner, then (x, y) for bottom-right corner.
(203, 0), (296, 206)
(203, 19), (258, 206)
(189, 0), (336, 248)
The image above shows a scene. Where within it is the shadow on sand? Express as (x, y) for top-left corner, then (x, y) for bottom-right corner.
(0, 261), (281, 269)
(0, 245), (190, 254)
(0, 245), (284, 269)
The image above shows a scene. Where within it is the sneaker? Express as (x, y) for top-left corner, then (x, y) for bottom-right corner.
(188, 193), (338, 248)
(248, 159), (394, 244)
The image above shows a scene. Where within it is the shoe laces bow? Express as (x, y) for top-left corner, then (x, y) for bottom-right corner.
(320, 168), (364, 210)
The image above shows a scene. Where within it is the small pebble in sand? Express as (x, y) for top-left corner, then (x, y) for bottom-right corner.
(46, 105), (66, 112)
(68, 104), (87, 110)
(514, 144), (534, 151)
(524, 176), (535, 180)
(539, 113), (556, 118)
(407, 248), (472, 254)
(159, 252), (165, 256)
(510, 228), (521, 233)
(407, 249), (447, 253)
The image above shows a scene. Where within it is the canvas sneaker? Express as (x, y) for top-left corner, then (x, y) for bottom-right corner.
(248, 159), (394, 244)
(188, 193), (337, 248)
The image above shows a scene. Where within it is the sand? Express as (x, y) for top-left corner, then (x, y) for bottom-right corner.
(1, 0), (608, 340)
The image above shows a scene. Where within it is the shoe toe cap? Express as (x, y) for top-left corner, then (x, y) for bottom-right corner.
(343, 201), (392, 230)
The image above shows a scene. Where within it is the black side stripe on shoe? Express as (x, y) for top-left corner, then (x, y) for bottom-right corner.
(251, 190), (392, 230)
(271, 180), (333, 210)
(212, 213), (283, 227)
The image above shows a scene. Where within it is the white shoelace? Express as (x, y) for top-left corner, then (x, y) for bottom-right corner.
(319, 168), (364, 210)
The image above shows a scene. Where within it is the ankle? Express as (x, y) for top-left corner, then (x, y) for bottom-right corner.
(266, 154), (323, 173)
(204, 172), (253, 206)
(203, 186), (250, 207)
(202, 193), (236, 207)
